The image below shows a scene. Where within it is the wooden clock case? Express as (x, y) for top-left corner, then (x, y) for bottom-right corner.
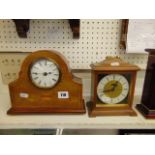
(88, 57), (140, 117)
(136, 49), (155, 118)
(7, 50), (86, 114)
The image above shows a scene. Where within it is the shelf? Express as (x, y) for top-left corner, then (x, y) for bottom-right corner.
(0, 88), (155, 129)
(13, 19), (80, 39)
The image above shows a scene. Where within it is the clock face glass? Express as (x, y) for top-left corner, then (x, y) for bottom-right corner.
(97, 74), (129, 104)
(30, 58), (60, 89)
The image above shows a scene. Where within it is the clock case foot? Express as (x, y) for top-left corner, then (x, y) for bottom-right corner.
(87, 101), (137, 117)
(7, 100), (86, 115)
(136, 104), (155, 119)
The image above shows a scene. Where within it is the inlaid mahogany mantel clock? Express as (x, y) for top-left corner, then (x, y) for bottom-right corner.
(7, 50), (85, 114)
(87, 56), (140, 117)
(136, 49), (155, 118)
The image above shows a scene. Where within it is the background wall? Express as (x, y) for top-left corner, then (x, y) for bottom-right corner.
(0, 19), (148, 69)
(0, 19), (148, 98)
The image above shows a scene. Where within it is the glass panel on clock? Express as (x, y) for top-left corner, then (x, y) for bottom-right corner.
(96, 73), (131, 105)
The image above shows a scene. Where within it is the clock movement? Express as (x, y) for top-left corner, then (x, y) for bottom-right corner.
(7, 50), (86, 114)
(87, 56), (140, 117)
(136, 49), (155, 118)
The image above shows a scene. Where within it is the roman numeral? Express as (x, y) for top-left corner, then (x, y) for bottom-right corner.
(53, 68), (57, 71)
(121, 93), (126, 96)
(32, 72), (38, 75)
(45, 61), (47, 65)
(34, 66), (39, 69)
(113, 75), (115, 79)
(52, 78), (57, 82)
(106, 77), (109, 81)
(34, 77), (39, 80)
(39, 62), (42, 66)
(38, 80), (41, 85)
(98, 89), (103, 92)
(118, 78), (121, 82)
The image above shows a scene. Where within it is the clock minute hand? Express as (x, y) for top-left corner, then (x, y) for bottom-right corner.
(112, 81), (118, 86)
(32, 72), (39, 75)
(111, 81), (118, 91)
(32, 72), (43, 75)
(103, 81), (119, 93)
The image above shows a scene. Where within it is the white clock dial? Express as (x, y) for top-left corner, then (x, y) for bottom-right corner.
(30, 58), (60, 88)
(97, 74), (129, 104)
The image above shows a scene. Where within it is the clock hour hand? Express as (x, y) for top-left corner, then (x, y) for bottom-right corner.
(32, 72), (53, 75)
(32, 72), (43, 75)
(103, 81), (119, 92)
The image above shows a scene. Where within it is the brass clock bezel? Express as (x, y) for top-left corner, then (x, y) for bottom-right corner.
(29, 57), (61, 89)
(95, 71), (133, 108)
(96, 74), (130, 105)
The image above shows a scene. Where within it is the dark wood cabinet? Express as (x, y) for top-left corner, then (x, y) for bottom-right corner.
(137, 49), (155, 118)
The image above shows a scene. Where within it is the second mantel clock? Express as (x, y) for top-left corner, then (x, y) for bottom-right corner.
(7, 50), (85, 114)
(87, 56), (140, 117)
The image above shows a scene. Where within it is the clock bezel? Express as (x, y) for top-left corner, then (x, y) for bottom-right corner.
(29, 57), (61, 89)
(96, 73), (130, 105)
(93, 70), (135, 108)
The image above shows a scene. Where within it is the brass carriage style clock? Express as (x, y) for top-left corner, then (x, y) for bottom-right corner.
(88, 56), (140, 117)
(7, 50), (86, 114)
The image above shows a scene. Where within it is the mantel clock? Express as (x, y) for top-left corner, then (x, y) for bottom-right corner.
(87, 56), (140, 117)
(7, 50), (86, 114)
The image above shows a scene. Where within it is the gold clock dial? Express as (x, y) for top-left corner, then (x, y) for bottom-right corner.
(97, 74), (129, 104)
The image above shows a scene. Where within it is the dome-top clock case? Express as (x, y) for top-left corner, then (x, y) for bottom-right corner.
(7, 50), (86, 114)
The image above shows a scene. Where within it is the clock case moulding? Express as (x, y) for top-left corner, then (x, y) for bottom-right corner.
(87, 56), (140, 117)
(7, 50), (86, 115)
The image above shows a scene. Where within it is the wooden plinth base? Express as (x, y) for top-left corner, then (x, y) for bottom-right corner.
(7, 100), (86, 115)
(87, 101), (137, 117)
(136, 104), (155, 119)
